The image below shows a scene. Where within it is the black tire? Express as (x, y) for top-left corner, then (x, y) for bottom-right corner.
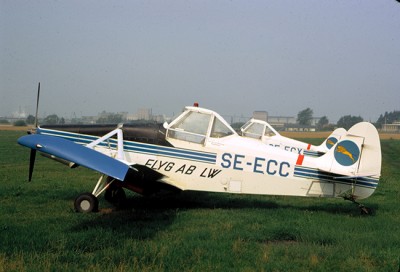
(74, 192), (99, 213)
(104, 186), (126, 205)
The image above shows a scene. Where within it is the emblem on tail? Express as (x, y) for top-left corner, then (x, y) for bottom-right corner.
(334, 140), (360, 166)
(326, 137), (338, 149)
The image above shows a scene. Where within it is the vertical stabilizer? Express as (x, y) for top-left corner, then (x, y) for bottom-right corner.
(317, 122), (381, 199)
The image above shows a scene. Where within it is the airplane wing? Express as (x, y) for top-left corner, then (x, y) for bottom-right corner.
(18, 134), (137, 182)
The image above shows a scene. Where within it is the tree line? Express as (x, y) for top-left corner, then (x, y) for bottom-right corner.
(6, 110), (400, 131)
(297, 108), (399, 130)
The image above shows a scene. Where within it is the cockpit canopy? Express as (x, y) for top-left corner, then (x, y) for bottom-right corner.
(240, 119), (279, 140)
(165, 107), (237, 144)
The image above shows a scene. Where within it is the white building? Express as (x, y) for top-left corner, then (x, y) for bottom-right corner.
(382, 121), (400, 133)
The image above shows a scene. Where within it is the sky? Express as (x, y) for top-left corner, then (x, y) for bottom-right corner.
(1, 0), (399, 123)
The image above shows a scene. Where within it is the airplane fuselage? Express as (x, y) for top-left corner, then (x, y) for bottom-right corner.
(37, 125), (378, 200)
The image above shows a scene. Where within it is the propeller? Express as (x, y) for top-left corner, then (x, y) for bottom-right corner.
(34, 82), (40, 128)
(29, 149), (36, 181)
(27, 82), (40, 181)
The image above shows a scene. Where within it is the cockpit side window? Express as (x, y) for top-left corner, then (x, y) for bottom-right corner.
(243, 123), (264, 139)
(168, 111), (211, 144)
(210, 117), (234, 138)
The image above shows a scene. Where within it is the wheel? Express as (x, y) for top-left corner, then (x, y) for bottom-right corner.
(74, 192), (99, 213)
(104, 186), (126, 205)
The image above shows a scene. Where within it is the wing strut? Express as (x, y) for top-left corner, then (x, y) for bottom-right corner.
(86, 124), (125, 161)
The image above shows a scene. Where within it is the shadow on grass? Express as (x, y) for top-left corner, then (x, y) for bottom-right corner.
(117, 190), (378, 215)
(70, 190), (377, 241)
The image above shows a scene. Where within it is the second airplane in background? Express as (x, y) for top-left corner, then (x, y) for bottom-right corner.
(240, 118), (346, 157)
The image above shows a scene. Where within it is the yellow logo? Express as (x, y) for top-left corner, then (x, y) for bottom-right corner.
(327, 139), (335, 146)
(336, 145), (355, 162)
(326, 137), (338, 149)
(334, 140), (360, 166)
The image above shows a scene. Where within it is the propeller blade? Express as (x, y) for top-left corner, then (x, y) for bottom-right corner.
(34, 82), (40, 128)
(27, 82), (40, 181)
(29, 149), (36, 181)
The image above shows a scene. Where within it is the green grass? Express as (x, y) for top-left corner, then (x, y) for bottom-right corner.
(1, 131), (399, 271)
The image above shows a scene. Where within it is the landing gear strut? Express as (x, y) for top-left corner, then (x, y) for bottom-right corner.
(74, 175), (127, 213)
(73, 125), (128, 213)
(344, 195), (372, 215)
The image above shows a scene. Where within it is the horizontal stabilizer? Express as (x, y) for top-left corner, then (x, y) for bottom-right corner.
(18, 134), (132, 181)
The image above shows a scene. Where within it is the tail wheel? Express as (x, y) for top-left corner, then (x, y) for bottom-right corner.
(74, 193), (99, 213)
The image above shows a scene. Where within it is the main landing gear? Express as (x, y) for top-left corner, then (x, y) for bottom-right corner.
(74, 192), (99, 213)
(74, 175), (126, 213)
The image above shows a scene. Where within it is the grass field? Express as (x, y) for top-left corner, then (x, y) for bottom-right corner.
(0, 131), (399, 271)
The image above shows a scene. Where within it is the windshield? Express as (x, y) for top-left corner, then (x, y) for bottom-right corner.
(168, 111), (211, 144)
(167, 109), (235, 144)
(242, 122), (264, 139)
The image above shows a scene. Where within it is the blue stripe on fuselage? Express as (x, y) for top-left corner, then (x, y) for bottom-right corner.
(37, 128), (217, 164)
(294, 165), (378, 189)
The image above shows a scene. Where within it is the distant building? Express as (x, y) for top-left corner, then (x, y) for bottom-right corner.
(252, 111), (268, 122)
(125, 108), (169, 123)
(127, 108), (153, 121)
(126, 113), (137, 121)
(152, 114), (166, 123)
(120, 112), (128, 120)
(253, 111), (321, 131)
(309, 117), (322, 126)
(12, 107), (28, 119)
(285, 124), (316, 132)
(81, 116), (97, 124)
(267, 116), (296, 130)
(137, 108), (152, 120)
(382, 121), (400, 133)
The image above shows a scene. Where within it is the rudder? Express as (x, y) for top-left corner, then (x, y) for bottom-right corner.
(317, 122), (381, 199)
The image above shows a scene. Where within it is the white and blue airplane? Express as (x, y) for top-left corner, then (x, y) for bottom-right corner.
(18, 100), (381, 214)
(240, 118), (347, 157)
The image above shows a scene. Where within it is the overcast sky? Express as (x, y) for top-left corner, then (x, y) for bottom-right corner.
(1, 1), (399, 123)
